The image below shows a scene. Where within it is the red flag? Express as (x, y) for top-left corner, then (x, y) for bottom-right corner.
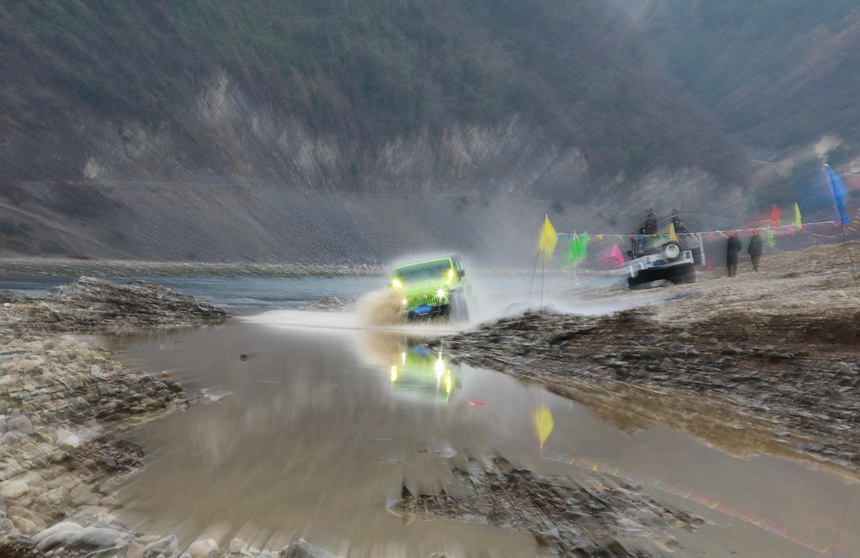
(770, 205), (782, 227)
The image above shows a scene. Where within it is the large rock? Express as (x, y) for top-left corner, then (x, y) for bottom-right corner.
(186, 539), (220, 558)
(35, 526), (133, 553)
(5, 277), (227, 333)
(280, 539), (338, 558)
(0, 479), (28, 499)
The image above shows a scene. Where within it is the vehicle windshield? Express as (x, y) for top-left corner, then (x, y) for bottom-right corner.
(394, 260), (452, 282)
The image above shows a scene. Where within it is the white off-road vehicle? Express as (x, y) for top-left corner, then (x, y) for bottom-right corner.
(626, 233), (705, 289)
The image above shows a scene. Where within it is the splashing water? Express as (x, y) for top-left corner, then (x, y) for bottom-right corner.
(355, 289), (405, 327)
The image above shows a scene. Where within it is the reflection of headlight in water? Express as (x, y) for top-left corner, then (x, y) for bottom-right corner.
(390, 365), (398, 382)
(435, 356), (445, 380)
(444, 370), (452, 394)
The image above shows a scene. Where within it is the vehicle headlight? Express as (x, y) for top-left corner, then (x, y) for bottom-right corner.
(391, 278), (403, 289)
(436, 289), (447, 299)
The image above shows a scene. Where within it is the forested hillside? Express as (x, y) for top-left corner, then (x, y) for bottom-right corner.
(0, 1), (751, 261)
(618, 0), (860, 159)
(1, 0), (746, 185)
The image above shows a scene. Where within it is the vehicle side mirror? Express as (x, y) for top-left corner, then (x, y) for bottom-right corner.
(457, 269), (465, 278)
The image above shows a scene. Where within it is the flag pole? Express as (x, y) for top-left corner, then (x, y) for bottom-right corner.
(541, 242), (545, 313)
(528, 245), (541, 303)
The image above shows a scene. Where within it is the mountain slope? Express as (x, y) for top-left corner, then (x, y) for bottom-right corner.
(619, 0), (860, 156)
(0, 1), (750, 261)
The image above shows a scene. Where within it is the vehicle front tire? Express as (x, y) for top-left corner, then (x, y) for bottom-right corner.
(449, 292), (469, 322)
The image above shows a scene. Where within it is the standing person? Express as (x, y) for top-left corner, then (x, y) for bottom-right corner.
(726, 232), (742, 277)
(643, 209), (657, 235)
(748, 229), (763, 272)
(670, 209), (688, 234)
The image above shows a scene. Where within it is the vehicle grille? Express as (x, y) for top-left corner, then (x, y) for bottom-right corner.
(409, 293), (443, 307)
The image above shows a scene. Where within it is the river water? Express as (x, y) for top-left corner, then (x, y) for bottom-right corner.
(6, 274), (857, 557)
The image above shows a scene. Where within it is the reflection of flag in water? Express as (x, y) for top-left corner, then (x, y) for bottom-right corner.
(825, 164), (850, 225)
(537, 216), (558, 259)
(533, 405), (554, 449)
(770, 205), (782, 227)
(794, 203), (802, 230)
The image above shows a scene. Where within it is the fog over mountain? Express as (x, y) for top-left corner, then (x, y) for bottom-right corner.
(2, 1), (853, 263)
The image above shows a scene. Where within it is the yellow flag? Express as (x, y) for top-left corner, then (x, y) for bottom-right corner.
(668, 223), (677, 241)
(794, 203), (802, 230)
(533, 405), (554, 449)
(537, 216), (558, 259)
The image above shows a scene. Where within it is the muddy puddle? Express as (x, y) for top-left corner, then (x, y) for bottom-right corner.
(98, 316), (859, 557)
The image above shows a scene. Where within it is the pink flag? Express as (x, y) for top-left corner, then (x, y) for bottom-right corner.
(611, 243), (625, 266)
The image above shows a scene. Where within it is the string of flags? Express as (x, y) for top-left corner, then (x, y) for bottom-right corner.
(535, 164), (856, 265)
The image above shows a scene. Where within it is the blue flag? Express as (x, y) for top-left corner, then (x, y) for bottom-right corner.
(825, 164), (850, 225)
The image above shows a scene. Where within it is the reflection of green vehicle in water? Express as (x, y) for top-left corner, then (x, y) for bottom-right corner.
(390, 255), (469, 321)
(389, 345), (460, 402)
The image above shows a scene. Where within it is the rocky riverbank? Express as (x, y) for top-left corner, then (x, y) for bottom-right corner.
(0, 277), (361, 558)
(0, 257), (385, 279)
(388, 241), (860, 554)
(4, 241), (860, 557)
(435, 241), (860, 475)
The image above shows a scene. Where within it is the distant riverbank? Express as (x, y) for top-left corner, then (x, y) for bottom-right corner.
(0, 257), (386, 279)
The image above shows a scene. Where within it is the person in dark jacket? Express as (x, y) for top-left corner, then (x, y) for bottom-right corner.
(642, 209), (658, 235)
(670, 209), (689, 234)
(748, 229), (763, 272)
(726, 232), (742, 277)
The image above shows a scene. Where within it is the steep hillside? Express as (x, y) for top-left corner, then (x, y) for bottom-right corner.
(0, 1), (750, 262)
(619, 0), (860, 159)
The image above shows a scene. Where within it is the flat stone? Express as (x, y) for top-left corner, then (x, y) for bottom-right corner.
(187, 539), (220, 558)
(0, 479), (28, 499)
(6, 415), (33, 434)
(36, 526), (133, 553)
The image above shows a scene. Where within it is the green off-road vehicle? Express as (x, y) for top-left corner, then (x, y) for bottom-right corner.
(390, 255), (469, 321)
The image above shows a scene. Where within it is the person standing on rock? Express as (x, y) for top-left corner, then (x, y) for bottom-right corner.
(726, 232), (742, 277)
(748, 229), (763, 272)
